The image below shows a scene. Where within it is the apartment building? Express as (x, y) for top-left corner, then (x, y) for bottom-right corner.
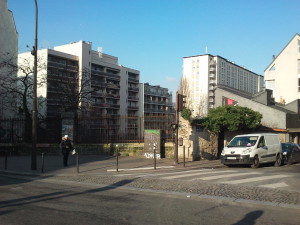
(139, 83), (174, 116)
(0, 0), (18, 118)
(138, 83), (175, 135)
(264, 33), (300, 104)
(18, 41), (140, 137)
(182, 54), (264, 117)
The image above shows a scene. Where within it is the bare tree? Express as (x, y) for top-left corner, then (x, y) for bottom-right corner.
(47, 67), (100, 116)
(178, 75), (208, 118)
(0, 53), (47, 141)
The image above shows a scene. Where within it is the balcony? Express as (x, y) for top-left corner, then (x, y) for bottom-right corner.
(209, 97), (214, 103)
(128, 106), (139, 110)
(128, 77), (139, 83)
(128, 96), (139, 101)
(209, 80), (216, 85)
(106, 93), (120, 99)
(209, 67), (216, 72)
(128, 87), (139, 92)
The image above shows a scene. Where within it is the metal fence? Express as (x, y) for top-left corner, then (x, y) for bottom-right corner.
(0, 115), (175, 144)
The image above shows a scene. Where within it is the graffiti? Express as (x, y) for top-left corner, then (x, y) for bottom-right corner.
(144, 152), (161, 159)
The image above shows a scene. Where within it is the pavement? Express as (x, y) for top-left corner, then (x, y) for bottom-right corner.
(2, 154), (300, 209)
(0, 154), (224, 176)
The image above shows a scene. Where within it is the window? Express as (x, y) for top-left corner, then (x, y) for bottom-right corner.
(298, 78), (300, 92)
(298, 40), (300, 53)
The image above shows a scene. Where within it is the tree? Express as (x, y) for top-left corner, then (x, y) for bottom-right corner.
(181, 108), (192, 121)
(47, 67), (100, 115)
(192, 105), (262, 158)
(194, 105), (262, 133)
(0, 53), (47, 141)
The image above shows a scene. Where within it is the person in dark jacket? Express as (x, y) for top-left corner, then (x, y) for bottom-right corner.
(60, 135), (73, 167)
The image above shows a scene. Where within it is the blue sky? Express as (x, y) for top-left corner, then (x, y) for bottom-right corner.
(8, 0), (300, 96)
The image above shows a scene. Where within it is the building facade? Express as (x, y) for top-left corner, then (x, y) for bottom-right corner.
(0, 0), (18, 118)
(264, 33), (300, 104)
(182, 54), (264, 117)
(18, 41), (140, 137)
(138, 83), (175, 137)
(214, 86), (300, 143)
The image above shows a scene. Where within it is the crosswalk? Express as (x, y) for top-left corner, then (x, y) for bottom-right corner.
(113, 169), (294, 189)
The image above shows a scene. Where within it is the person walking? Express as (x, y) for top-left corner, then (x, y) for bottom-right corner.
(60, 135), (73, 167)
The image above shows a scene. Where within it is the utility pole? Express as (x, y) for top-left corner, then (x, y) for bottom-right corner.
(31, 0), (38, 170)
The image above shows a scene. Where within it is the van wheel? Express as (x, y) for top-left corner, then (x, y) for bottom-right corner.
(274, 154), (282, 167)
(251, 156), (260, 168)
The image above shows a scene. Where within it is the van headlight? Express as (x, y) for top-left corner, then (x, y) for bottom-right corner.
(242, 148), (252, 154)
(282, 152), (287, 155)
(221, 149), (225, 155)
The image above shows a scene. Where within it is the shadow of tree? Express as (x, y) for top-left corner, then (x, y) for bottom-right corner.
(0, 178), (137, 210)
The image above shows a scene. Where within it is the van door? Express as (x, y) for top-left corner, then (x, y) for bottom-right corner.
(257, 136), (269, 162)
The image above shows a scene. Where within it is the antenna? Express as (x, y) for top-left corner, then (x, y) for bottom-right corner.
(205, 46), (208, 54)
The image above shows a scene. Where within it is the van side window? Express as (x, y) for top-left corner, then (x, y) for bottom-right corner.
(258, 137), (265, 148)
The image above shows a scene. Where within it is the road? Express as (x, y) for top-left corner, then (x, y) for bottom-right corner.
(110, 163), (300, 192)
(0, 175), (299, 225)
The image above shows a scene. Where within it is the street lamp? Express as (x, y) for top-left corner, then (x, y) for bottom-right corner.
(31, 0), (38, 170)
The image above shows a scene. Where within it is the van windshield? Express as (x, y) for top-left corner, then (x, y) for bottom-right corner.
(227, 136), (259, 147)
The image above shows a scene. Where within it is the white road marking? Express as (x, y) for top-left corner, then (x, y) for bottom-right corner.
(259, 182), (289, 188)
(163, 170), (236, 179)
(113, 169), (227, 177)
(194, 172), (262, 181)
(222, 174), (292, 184)
(107, 166), (174, 172)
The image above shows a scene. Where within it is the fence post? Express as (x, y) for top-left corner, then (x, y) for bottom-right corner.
(116, 144), (119, 172)
(183, 145), (186, 167)
(41, 152), (45, 173)
(4, 149), (8, 170)
(76, 152), (79, 173)
(153, 143), (156, 170)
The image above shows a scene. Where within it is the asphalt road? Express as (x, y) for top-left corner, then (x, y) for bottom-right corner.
(108, 163), (300, 193)
(1, 175), (300, 225)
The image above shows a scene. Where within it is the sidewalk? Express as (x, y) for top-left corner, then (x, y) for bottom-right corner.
(0, 154), (224, 176)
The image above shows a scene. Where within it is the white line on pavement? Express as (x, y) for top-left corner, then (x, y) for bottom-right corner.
(259, 182), (289, 188)
(221, 174), (293, 184)
(197, 172), (262, 181)
(107, 166), (175, 172)
(163, 170), (237, 180)
(113, 168), (224, 177)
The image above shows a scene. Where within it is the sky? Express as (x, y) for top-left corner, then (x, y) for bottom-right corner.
(7, 0), (300, 97)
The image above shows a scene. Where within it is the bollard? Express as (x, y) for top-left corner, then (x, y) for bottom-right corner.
(116, 144), (119, 172)
(153, 143), (156, 170)
(41, 153), (45, 173)
(4, 150), (8, 170)
(76, 153), (79, 173)
(183, 145), (186, 167)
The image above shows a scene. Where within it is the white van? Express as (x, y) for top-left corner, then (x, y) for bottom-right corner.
(220, 133), (282, 168)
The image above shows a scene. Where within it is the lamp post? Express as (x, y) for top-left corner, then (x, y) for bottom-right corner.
(31, 0), (38, 170)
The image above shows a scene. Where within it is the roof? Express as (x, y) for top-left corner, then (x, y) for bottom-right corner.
(264, 33), (300, 72)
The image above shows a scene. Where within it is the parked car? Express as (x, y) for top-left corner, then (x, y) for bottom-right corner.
(221, 133), (282, 168)
(281, 143), (300, 165)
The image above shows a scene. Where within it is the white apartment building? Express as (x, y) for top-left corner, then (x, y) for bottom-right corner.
(182, 54), (264, 117)
(264, 33), (300, 104)
(18, 41), (140, 137)
(0, 0), (18, 118)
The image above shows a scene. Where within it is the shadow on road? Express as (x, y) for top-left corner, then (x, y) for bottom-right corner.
(231, 210), (264, 225)
(0, 178), (137, 210)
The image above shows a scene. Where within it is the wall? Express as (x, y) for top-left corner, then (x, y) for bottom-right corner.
(264, 34), (300, 104)
(214, 88), (287, 129)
